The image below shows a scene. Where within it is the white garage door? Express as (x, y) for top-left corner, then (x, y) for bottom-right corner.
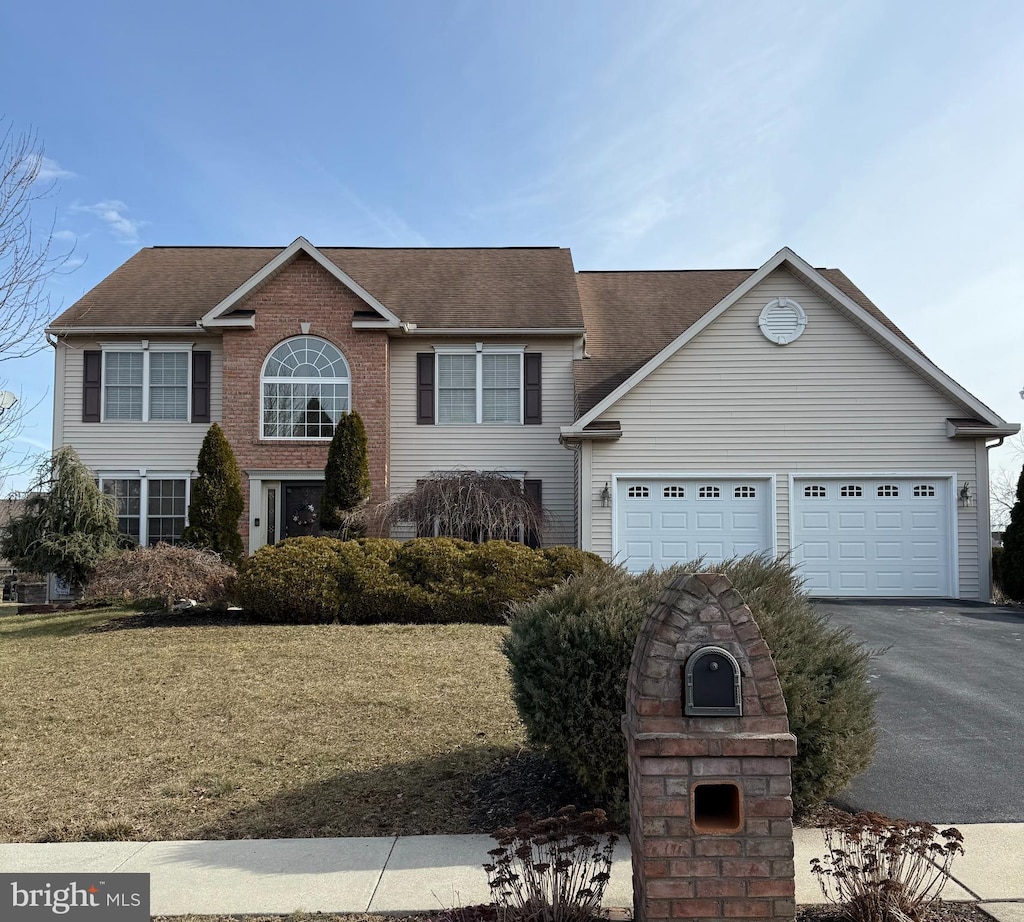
(615, 477), (773, 572)
(791, 477), (954, 597)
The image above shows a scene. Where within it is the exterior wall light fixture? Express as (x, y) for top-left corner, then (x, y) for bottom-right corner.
(600, 483), (610, 507)
(958, 481), (973, 507)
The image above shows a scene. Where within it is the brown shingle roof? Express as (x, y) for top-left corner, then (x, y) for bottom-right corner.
(573, 267), (921, 417)
(48, 246), (585, 331)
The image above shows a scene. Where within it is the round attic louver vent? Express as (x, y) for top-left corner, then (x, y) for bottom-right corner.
(758, 297), (807, 344)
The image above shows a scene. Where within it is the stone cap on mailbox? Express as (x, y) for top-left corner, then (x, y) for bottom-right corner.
(625, 572), (792, 739)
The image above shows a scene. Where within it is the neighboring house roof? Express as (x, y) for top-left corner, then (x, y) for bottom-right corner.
(47, 243), (585, 333)
(567, 247), (1014, 432)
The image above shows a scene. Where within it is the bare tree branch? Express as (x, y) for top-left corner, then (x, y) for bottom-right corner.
(0, 118), (74, 494)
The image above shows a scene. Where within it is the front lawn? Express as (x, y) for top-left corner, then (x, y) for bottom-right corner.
(0, 608), (527, 842)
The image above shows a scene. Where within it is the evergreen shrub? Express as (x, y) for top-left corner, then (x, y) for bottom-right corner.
(321, 411), (371, 532)
(503, 555), (877, 820)
(236, 536), (346, 623)
(999, 466), (1024, 601)
(237, 536), (605, 624)
(181, 424), (244, 564)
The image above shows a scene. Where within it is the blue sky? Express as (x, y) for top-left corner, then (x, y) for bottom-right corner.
(2, 0), (1023, 499)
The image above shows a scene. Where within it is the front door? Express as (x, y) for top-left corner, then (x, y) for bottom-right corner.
(283, 482), (324, 538)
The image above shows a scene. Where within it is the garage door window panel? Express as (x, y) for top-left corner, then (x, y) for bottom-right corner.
(804, 485), (827, 498)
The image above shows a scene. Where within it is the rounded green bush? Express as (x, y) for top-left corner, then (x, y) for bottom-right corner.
(236, 536), (346, 623)
(239, 536), (610, 626)
(538, 546), (606, 587)
(503, 555), (877, 819)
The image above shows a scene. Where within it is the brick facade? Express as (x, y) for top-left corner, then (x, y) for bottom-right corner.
(623, 573), (797, 922)
(220, 253), (390, 547)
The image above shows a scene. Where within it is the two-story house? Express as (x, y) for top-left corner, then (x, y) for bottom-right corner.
(47, 239), (1018, 601)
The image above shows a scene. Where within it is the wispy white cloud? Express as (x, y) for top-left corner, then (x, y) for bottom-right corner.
(52, 229), (78, 242)
(72, 200), (146, 245)
(35, 156), (75, 182)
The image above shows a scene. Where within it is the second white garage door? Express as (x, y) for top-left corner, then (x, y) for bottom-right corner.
(615, 477), (773, 572)
(791, 476), (955, 597)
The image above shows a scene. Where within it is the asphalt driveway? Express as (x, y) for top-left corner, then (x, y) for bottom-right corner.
(814, 599), (1024, 824)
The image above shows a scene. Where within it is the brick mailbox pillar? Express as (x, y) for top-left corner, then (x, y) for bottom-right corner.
(623, 573), (797, 922)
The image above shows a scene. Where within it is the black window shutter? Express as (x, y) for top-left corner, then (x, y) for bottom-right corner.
(524, 478), (543, 548)
(82, 350), (101, 422)
(416, 353), (435, 424)
(524, 353), (542, 425)
(192, 351), (211, 423)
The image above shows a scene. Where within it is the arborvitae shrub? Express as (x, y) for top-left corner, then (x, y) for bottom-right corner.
(321, 411), (371, 532)
(236, 536), (346, 623)
(237, 537), (606, 624)
(999, 466), (1024, 601)
(86, 544), (236, 610)
(182, 424), (244, 564)
(992, 547), (1004, 595)
(503, 555), (877, 820)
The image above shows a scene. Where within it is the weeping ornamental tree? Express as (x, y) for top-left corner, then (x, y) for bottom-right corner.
(998, 464), (1024, 601)
(320, 410), (371, 533)
(358, 471), (544, 542)
(0, 447), (121, 588)
(182, 423), (244, 564)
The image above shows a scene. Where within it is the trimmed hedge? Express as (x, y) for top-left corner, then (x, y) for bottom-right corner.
(503, 555), (877, 820)
(236, 536), (604, 624)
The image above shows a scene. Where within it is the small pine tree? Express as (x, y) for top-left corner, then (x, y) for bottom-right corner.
(0, 447), (122, 589)
(998, 465), (1024, 601)
(182, 423), (244, 564)
(320, 410), (371, 531)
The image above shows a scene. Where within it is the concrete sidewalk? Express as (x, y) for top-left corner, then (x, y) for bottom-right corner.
(0, 825), (1021, 918)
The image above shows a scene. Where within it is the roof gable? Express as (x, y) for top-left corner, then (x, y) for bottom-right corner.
(201, 237), (400, 329)
(567, 247), (1011, 432)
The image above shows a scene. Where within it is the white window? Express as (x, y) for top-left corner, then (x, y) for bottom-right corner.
(627, 485), (650, 498)
(435, 346), (524, 425)
(840, 484), (863, 498)
(663, 485), (686, 498)
(804, 485), (827, 498)
(261, 336), (350, 439)
(913, 484), (936, 497)
(877, 484), (900, 498)
(101, 475), (190, 546)
(102, 344), (192, 422)
(734, 485), (757, 499)
(149, 352), (188, 420)
(698, 486), (721, 499)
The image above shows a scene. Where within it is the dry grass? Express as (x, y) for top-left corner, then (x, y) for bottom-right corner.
(0, 608), (525, 842)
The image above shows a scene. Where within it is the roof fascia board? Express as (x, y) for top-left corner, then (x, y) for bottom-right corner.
(195, 316), (256, 329)
(199, 236), (401, 328)
(47, 325), (220, 335)
(946, 420), (1020, 438)
(566, 248), (795, 432)
(559, 426), (622, 442)
(399, 327), (587, 336)
(567, 246), (1010, 432)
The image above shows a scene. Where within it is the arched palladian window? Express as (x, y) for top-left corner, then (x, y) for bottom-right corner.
(261, 336), (350, 439)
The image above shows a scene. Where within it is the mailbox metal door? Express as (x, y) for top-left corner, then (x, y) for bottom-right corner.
(684, 646), (742, 716)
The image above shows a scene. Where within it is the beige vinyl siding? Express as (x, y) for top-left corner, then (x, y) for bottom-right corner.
(57, 335), (223, 473)
(390, 336), (578, 546)
(587, 268), (984, 599)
